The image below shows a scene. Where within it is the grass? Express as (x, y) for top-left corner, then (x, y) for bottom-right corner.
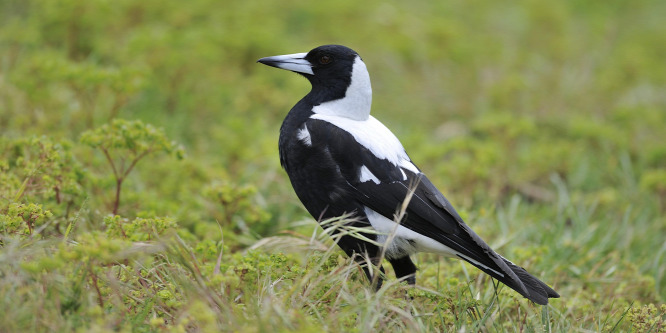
(1, 0), (665, 331)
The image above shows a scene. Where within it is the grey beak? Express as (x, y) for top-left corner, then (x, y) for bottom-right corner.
(257, 52), (314, 75)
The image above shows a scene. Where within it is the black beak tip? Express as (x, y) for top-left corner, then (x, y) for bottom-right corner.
(257, 57), (272, 65)
(257, 59), (280, 70)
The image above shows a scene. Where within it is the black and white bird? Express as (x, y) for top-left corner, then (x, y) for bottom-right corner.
(258, 45), (559, 305)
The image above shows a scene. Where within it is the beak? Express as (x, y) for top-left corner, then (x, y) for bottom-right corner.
(257, 52), (314, 75)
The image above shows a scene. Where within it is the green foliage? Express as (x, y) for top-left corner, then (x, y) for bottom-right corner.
(203, 181), (271, 232)
(628, 303), (666, 333)
(0, 136), (86, 205)
(104, 215), (178, 241)
(1, 0), (665, 331)
(0, 202), (53, 236)
(11, 51), (147, 130)
(80, 119), (184, 215)
(80, 119), (183, 159)
(640, 169), (666, 201)
(0, 136), (86, 237)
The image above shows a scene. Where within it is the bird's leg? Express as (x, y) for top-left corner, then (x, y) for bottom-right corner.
(340, 236), (386, 290)
(389, 256), (417, 285)
(376, 265), (386, 290)
(356, 255), (385, 290)
(389, 256), (417, 301)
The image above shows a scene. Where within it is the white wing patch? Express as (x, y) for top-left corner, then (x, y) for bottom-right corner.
(297, 125), (312, 146)
(359, 165), (381, 184)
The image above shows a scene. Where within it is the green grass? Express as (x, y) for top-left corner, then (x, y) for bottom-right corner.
(1, 0), (665, 331)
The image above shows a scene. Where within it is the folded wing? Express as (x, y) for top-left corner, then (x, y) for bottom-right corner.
(307, 118), (559, 304)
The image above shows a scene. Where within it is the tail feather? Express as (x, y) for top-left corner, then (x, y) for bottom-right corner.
(463, 255), (559, 305)
(444, 234), (559, 304)
(502, 258), (560, 304)
(442, 231), (559, 304)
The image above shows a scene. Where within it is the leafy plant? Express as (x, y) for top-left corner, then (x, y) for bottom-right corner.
(80, 119), (184, 215)
(0, 136), (86, 237)
(0, 202), (53, 236)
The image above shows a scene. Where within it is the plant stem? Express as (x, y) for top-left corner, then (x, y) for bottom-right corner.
(113, 177), (122, 216)
(90, 268), (105, 308)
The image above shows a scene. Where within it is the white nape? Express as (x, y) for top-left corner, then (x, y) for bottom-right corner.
(312, 56), (372, 121)
(359, 165), (381, 184)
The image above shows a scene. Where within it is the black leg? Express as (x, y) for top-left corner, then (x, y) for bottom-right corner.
(389, 256), (417, 285)
(355, 254), (385, 290)
(336, 235), (386, 289)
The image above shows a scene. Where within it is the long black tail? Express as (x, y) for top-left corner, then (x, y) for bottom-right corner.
(460, 254), (560, 305)
(438, 228), (560, 304)
(500, 257), (560, 305)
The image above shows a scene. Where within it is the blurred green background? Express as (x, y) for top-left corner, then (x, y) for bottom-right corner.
(1, 0), (665, 331)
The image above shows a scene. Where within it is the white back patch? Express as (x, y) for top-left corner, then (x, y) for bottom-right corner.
(312, 56), (372, 121)
(311, 113), (412, 168)
(359, 165), (381, 184)
(297, 125), (312, 146)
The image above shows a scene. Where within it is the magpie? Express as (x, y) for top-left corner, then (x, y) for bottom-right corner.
(258, 45), (559, 305)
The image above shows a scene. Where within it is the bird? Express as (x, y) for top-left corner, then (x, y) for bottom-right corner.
(257, 44), (559, 305)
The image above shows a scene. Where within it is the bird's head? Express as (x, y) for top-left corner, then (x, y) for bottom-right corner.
(258, 45), (372, 119)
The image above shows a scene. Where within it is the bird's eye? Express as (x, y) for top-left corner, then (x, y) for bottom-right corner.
(319, 55), (332, 64)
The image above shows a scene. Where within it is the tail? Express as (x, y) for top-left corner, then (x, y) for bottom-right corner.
(461, 254), (560, 305)
(500, 257), (560, 305)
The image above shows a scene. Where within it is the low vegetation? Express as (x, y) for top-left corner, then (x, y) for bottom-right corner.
(1, 0), (664, 331)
